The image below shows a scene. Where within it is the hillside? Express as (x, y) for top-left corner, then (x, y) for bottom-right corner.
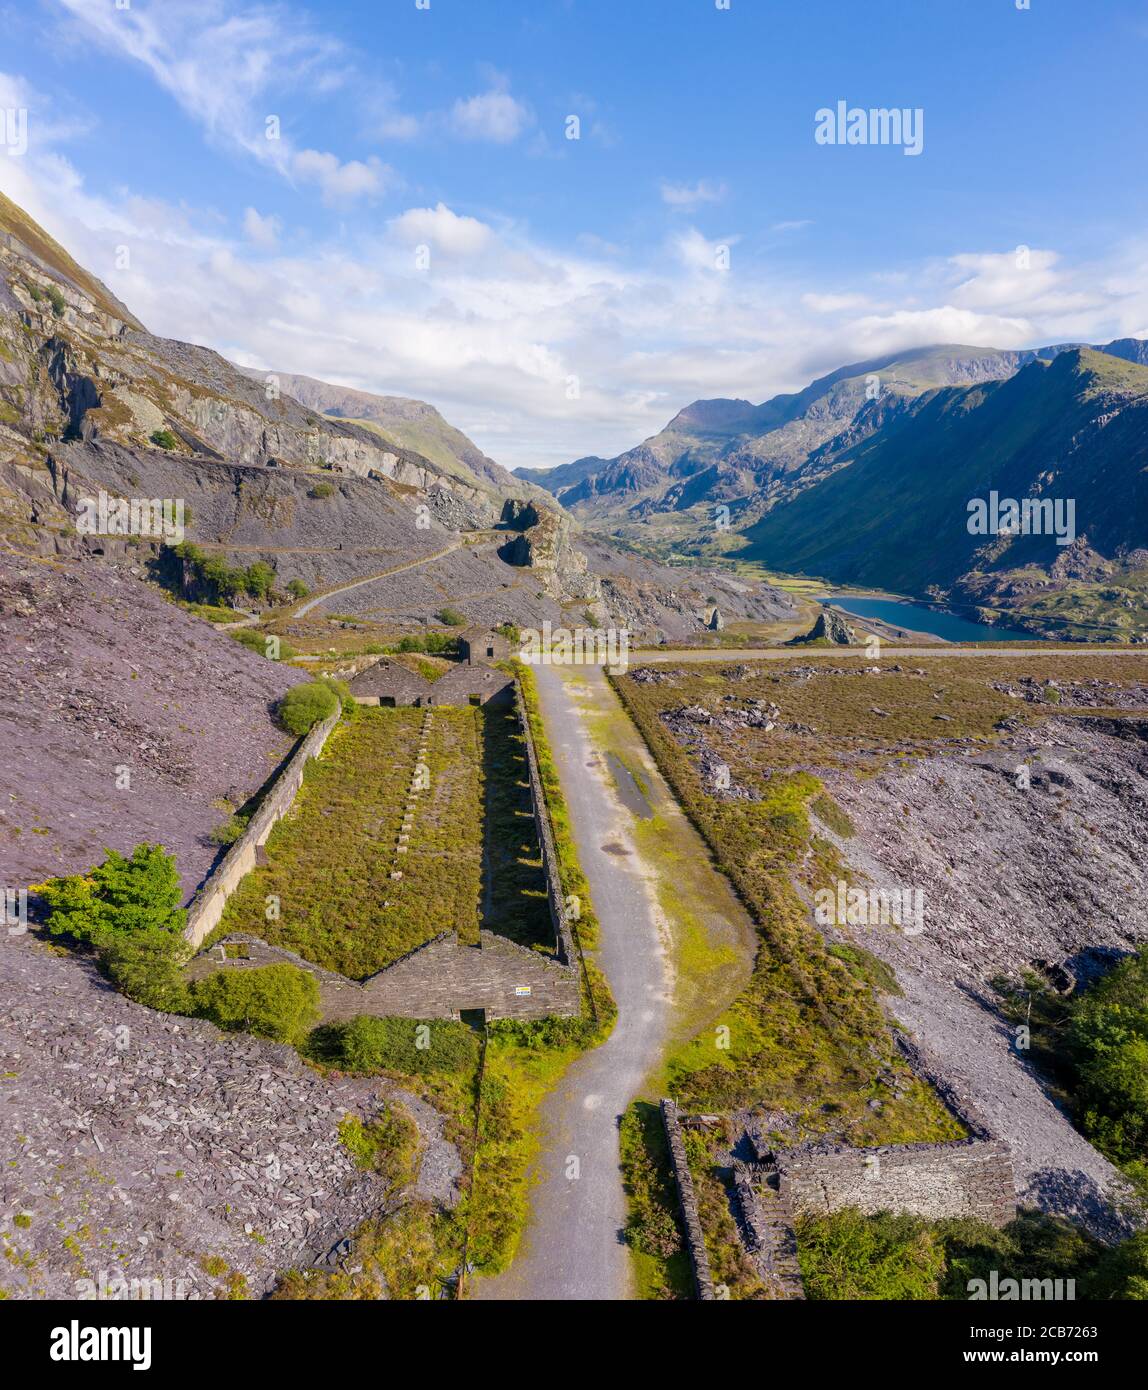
(239, 368), (522, 495)
(741, 349), (1148, 634)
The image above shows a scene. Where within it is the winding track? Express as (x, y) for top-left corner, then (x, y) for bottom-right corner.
(293, 539), (461, 617)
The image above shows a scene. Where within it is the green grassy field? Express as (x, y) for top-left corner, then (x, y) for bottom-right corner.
(215, 707), (484, 976)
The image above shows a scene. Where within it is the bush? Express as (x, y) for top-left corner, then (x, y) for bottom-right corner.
(796, 1209), (946, 1300)
(101, 929), (191, 1013)
(1068, 945), (1148, 1164)
(277, 680), (341, 735)
(230, 627), (296, 661)
(308, 483), (335, 500)
(189, 963), (320, 1043)
(45, 284), (66, 317)
(208, 814), (249, 847)
(32, 844), (186, 946)
(286, 579), (310, 600)
(150, 429), (179, 450)
(330, 1015), (479, 1075)
(244, 562), (276, 601)
(436, 607), (466, 627)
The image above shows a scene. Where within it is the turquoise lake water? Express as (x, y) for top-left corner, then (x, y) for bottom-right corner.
(819, 596), (1031, 643)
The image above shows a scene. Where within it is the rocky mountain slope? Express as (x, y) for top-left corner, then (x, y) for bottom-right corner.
(524, 338), (1148, 532)
(238, 368), (523, 496)
(0, 935), (459, 1299)
(0, 190), (792, 641)
(743, 349), (1148, 635)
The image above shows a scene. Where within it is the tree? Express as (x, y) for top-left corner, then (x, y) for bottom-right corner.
(33, 844), (186, 946)
(189, 964), (320, 1044)
(244, 562), (276, 601)
(277, 680), (341, 735)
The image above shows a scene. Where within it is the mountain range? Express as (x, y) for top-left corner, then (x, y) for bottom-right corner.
(518, 337), (1148, 639)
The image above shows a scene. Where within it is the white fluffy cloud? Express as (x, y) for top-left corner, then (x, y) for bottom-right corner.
(242, 207), (281, 249)
(449, 90), (532, 144)
(389, 203), (493, 256)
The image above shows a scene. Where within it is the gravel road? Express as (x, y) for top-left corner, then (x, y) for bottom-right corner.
(474, 662), (676, 1300)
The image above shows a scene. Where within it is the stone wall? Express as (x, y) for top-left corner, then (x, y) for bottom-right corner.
(188, 931), (580, 1023)
(515, 681), (578, 968)
(772, 1136), (1017, 1227)
(661, 1100), (715, 1300)
(182, 708), (340, 950)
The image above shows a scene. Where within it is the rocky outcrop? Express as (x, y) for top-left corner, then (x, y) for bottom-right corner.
(798, 606), (856, 645)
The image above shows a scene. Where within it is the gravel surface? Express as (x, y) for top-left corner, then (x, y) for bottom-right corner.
(818, 715), (1148, 1238)
(0, 549), (301, 901)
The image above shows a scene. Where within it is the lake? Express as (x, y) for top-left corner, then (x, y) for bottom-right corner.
(818, 596), (1031, 643)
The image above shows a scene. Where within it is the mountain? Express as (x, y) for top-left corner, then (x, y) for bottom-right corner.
(239, 368), (524, 495)
(743, 348), (1148, 637)
(0, 191), (794, 640)
(531, 339), (1148, 541)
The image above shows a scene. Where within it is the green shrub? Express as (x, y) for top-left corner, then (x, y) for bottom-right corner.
(308, 483), (335, 500)
(339, 1105), (420, 1195)
(150, 429), (179, 450)
(244, 562), (276, 600)
(230, 627), (296, 661)
(189, 963), (320, 1043)
(796, 1208), (946, 1300)
(286, 579), (310, 600)
(277, 680), (340, 735)
(100, 928), (191, 1013)
(436, 607), (466, 627)
(45, 284), (66, 317)
(208, 813), (250, 847)
(32, 845), (186, 946)
(330, 1016), (479, 1075)
(1068, 946), (1148, 1164)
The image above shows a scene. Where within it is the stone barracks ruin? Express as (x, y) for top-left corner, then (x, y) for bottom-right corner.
(184, 676), (581, 1023)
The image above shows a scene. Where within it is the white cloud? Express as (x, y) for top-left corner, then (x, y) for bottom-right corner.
(242, 206), (281, 249)
(389, 203), (493, 256)
(53, 0), (389, 202)
(291, 150), (390, 206)
(802, 292), (872, 313)
(660, 179), (726, 209)
(449, 90), (532, 143)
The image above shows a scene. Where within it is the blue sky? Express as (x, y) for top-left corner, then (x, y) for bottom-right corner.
(1, 0), (1146, 469)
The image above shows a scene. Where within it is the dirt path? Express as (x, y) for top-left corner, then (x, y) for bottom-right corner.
(474, 662), (755, 1301)
(294, 540), (461, 617)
